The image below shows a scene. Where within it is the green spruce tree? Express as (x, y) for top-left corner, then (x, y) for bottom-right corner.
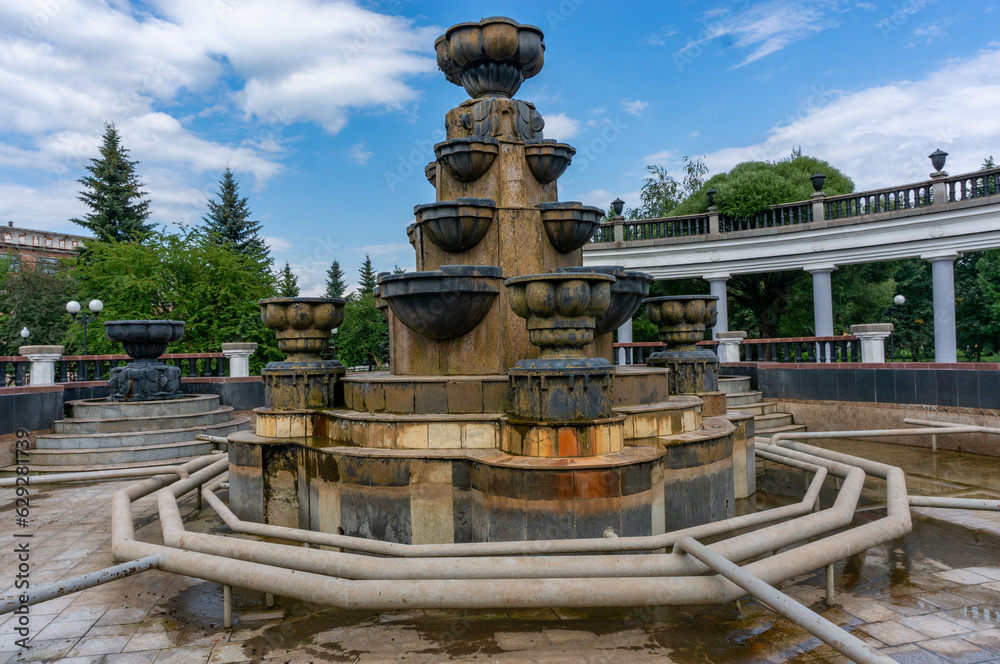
(203, 167), (270, 268)
(279, 261), (299, 297)
(72, 122), (153, 243)
(358, 254), (378, 296)
(325, 259), (347, 298)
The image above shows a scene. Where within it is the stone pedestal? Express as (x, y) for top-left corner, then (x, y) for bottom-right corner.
(262, 361), (345, 411)
(109, 362), (182, 401)
(222, 342), (257, 378)
(716, 331), (746, 363)
(647, 351), (719, 395)
(508, 363), (614, 422)
(850, 323), (893, 363)
(501, 415), (625, 457)
(20, 345), (63, 386)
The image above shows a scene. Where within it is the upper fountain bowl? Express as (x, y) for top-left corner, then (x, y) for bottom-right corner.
(435, 17), (544, 98)
(104, 320), (185, 362)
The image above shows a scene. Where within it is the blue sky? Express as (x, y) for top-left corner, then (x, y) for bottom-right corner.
(2, 0), (999, 295)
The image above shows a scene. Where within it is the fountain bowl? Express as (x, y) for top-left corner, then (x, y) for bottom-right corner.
(435, 17), (544, 98)
(259, 297), (346, 360)
(538, 202), (604, 253)
(380, 265), (503, 340)
(505, 272), (614, 354)
(557, 267), (653, 335)
(524, 139), (576, 184)
(644, 295), (719, 350)
(414, 198), (496, 253)
(104, 320), (185, 362)
(434, 138), (500, 182)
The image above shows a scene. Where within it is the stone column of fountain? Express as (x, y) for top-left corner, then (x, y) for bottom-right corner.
(104, 320), (185, 401)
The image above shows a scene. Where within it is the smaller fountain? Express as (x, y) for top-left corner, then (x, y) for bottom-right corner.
(105, 320), (185, 401)
(644, 295), (720, 396)
(259, 297), (346, 410)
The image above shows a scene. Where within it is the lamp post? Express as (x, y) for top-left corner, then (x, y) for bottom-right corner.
(66, 299), (104, 356)
(884, 294), (905, 361)
(20, 327), (29, 341)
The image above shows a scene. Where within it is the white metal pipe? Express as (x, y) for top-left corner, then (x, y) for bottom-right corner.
(0, 555), (161, 615)
(201, 465), (830, 559)
(676, 537), (895, 664)
(0, 466), (189, 487)
(909, 496), (1000, 510)
(904, 418), (1000, 436)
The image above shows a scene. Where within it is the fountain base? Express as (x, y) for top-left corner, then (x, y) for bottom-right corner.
(108, 363), (182, 401)
(262, 361), (346, 410)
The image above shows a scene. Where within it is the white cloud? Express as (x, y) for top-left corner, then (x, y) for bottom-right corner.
(681, 1), (846, 68)
(263, 236), (293, 252)
(0, 0), (436, 230)
(697, 46), (1000, 189)
(356, 242), (413, 257)
(622, 99), (649, 116)
(349, 141), (373, 166)
(543, 113), (581, 141)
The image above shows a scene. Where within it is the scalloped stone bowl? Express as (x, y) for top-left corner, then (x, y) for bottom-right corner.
(434, 137), (499, 182)
(379, 265), (503, 340)
(434, 136), (500, 182)
(435, 17), (544, 98)
(104, 320), (185, 362)
(557, 267), (653, 335)
(644, 295), (719, 350)
(259, 297), (346, 360)
(415, 198), (496, 253)
(524, 139), (576, 184)
(537, 202), (605, 253)
(505, 272), (614, 358)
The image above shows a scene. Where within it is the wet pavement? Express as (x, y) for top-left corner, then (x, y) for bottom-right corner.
(2, 439), (1000, 663)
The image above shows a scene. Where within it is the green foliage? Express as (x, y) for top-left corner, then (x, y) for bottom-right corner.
(325, 260), (347, 299)
(0, 255), (74, 354)
(71, 123), (153, 243)
(626, 157), (707, 220)
(278, 262), (299, 297)
(358, 255), (377, 296)
(890, 259), (935, 361)
(336, 293), (388, 369)
(67, 231), (281, 373)
(203, 167), (271, 270)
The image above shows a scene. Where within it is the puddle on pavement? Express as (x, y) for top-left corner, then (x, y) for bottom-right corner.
(153, 439), (1000, 663)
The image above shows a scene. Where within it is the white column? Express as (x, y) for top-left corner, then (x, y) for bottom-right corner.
(221, 342), (258, 378)
(922, 252), (959, 363)
(20, 345), (64, 385)
(705, 273), (730, 337)
(616, 318), (633, 365)
(716, 331), (746, 363)
(806, 265), (836, 337)
(850, 324), (893, 363)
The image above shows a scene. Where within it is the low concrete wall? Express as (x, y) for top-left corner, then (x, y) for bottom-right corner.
(0, 377), (264, 436)
(776, 399), (1000, 457)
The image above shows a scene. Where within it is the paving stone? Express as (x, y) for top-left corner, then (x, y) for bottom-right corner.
(918, 636), (997, 663)
(962, 628), (1000, 655)
(67, 634), (133, 657)
(858, 620), (928, 646)
(494, 631), (551, 650)
(152, 647), (213, 664)
(32, 619), (94, 640)
(900, 614), (972, 638)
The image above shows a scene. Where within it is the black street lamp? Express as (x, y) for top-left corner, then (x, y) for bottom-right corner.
(884, 294), (905, 361)
(66, 299), (104, 356)
(611, 197), (625, 217)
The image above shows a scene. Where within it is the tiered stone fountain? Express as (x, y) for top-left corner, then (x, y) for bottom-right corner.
(228, 17), (751, 541)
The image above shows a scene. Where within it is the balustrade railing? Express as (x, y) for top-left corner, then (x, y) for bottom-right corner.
(611, 342), (666, 365)
(612, 336), (861, 365)
(621, 214), (710, 241)
(824, 184), (932, 220)
(948, 168), (1000, 202)
(1, 352), (230, 387)
(720, 200), (813, 232)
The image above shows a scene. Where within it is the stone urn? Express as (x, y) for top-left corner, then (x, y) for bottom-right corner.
(104, 320), (185, 401)
(434, 138), (499, 182)
(537, 202), (604, 253)
(413, 198), (496, 253)
(524, 139), (576, 184)
(643, 295), (719, 394)
(435, 17), (544, 99)
(259, 297), (346, 411)
(556, 266), (653, 336)
(505, 272), (615, 422)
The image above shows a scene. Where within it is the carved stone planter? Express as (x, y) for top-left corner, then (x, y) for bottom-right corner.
(644, 295), (720, 394)
(434, 138), (499, 182)
(524, 139), (576, 184)
(380, 265), (502, 340)
(104, 320), (185, 401)
(505, 272), (615, 422)
(435, 17), (544, 98)
(414, 198), (496, 253)
(538, 202), (604, 253)
(557, 266), (653, 335)
(259, 297), (346, 410)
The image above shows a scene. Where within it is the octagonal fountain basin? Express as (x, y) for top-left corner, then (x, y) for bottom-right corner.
(104, 320), (184, 363)
(434, 138), (500, 182)
(537, 201), (605, 253)
(379, 265), (503, 340)
(414, 198), (496, 253)
(524, 139), (576, 184)
(557, 266), (653, 335)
